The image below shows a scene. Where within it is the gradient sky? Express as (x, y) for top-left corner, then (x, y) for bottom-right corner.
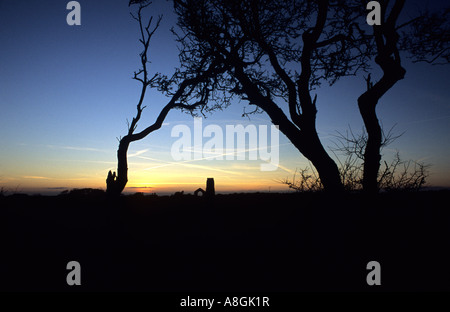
(0, 0), (449, 195)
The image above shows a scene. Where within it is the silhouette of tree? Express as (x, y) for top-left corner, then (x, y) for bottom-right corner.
(171, 0), (448, 194)
(107, 2), (227, 196)
(170, 0), (379, 192)
(358, 1), (449, 194)
(399, 7), (450, 65)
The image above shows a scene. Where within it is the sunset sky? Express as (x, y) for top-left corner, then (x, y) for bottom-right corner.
(1, 0), (449, 195)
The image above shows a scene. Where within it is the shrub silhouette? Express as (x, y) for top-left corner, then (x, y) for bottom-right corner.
(281, 128), (430, 192)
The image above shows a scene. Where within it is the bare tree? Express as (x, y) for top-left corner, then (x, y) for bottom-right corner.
(170, 0), (381, 192)
(358, 0), (449, 194)
(153, 0), (447, 195)
(279, 167), (323, 193)
(378, 152), (429, 192)
(107, 2), (226, 196)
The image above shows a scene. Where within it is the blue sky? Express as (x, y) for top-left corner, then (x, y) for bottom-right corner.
(0, 0), (449, 194)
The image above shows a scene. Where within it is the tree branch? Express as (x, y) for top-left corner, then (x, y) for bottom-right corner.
(315, 34), (347, 48)
(298, 0), (329, 122)
(249, 5), (301, 128)
(127, 5), (162, 136)
(255, 32), (301, 128)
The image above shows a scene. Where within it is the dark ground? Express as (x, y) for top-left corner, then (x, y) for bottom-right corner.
(1, 190), (449, 292)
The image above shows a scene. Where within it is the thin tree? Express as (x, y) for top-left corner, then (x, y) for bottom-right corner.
(107, 2), (226, 196)
(358, 1), (449, 194)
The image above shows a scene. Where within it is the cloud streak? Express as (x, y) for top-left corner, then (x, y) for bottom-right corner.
(134, 142), (293, 175)
(23, 176), (51, 180)
(46, 144), (109, 153)
(128, 149), (150, 157)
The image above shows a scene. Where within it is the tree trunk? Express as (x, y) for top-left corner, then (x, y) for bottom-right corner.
(293, 129), (343, 193)
(358, 96), (382, 194)
(309, 146), (343, 193)
(268, 113), (343, 193)
(358, 62), (405, 194)
(106, 137), (131, 196)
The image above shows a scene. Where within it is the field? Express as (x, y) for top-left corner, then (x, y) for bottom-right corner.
(1, 191), (449, 291)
